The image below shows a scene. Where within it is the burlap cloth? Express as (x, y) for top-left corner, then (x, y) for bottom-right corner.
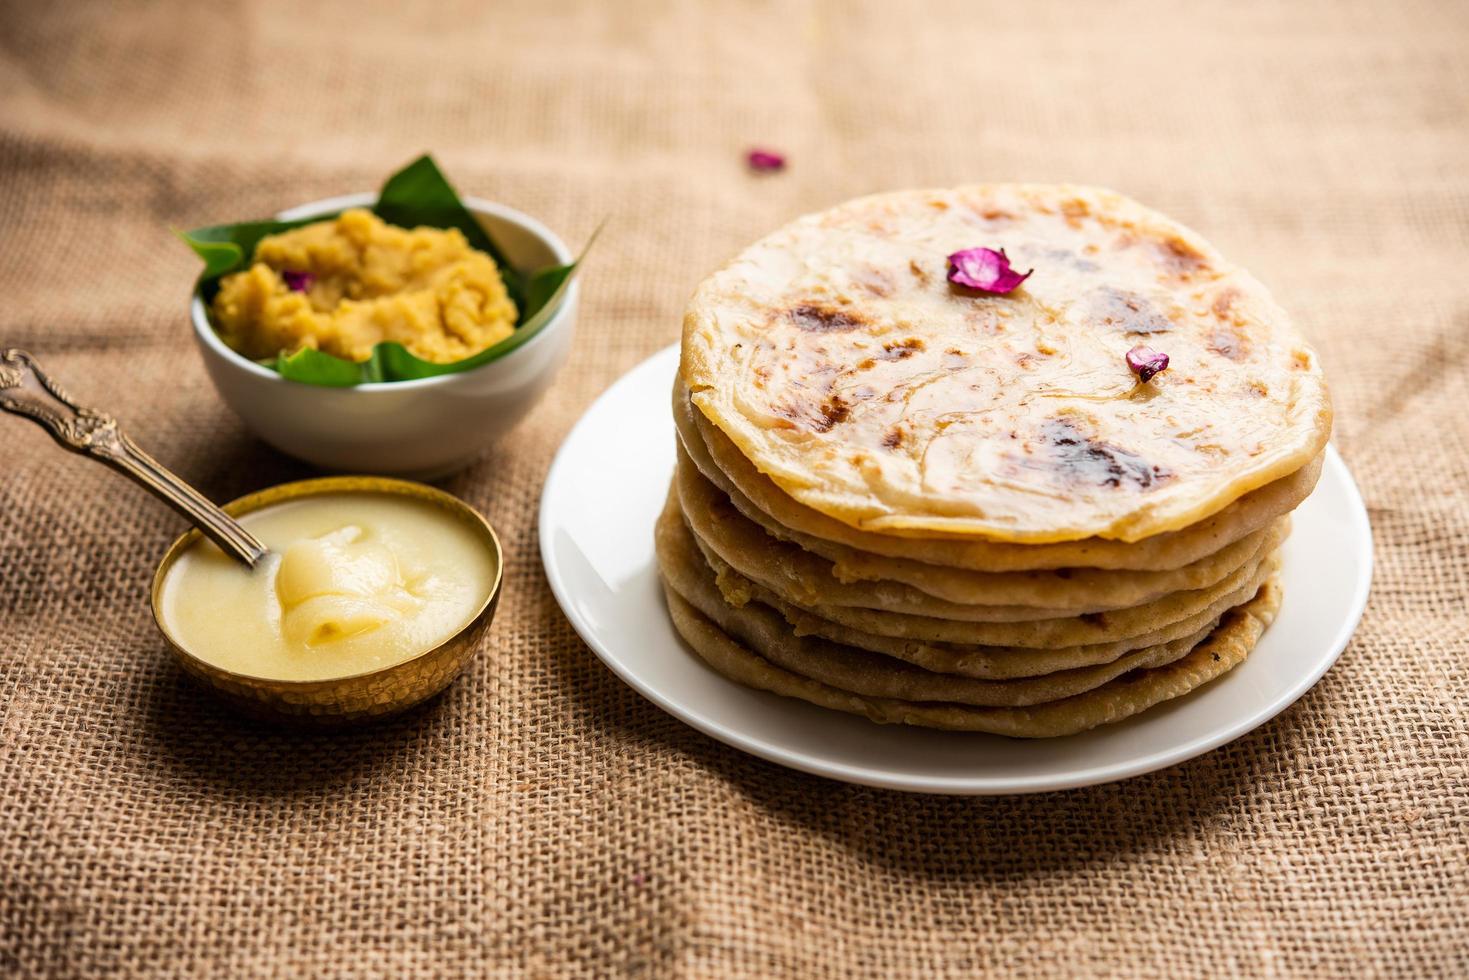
(1, 1), (1465, 976)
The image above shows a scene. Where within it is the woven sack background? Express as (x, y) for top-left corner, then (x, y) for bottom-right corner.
(1, 1), (1465, 975)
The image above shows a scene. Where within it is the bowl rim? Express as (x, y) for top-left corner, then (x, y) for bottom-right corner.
(149, 475), (505, 689)
(189, 192), (579, 392)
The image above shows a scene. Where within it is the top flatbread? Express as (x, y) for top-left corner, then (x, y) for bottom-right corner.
(682, 184), (1332, 543)
(675, 377), (1322, 572)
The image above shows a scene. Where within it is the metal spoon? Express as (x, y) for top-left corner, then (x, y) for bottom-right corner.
(0, 349), (267, 567)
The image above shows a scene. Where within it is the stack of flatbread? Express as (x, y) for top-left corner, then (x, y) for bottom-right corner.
(660, 185), (1332, 737)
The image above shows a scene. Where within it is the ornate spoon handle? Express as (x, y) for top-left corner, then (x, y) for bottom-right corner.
(0, 349), (267, 568)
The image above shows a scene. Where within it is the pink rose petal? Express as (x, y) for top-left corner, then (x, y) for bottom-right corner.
(747, 148), (786, 172)
(946, 247), (1032, 294)
(282, 269), (315, 293)
(1126, 344), (1170, 383)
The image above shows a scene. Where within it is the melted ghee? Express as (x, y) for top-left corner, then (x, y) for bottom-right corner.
(159, 493), (496, 681)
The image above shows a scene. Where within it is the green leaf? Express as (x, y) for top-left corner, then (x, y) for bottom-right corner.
(524, 263), (575, 316)
(274, 346), (369, 386)
(177, 217), (324, 294)
(372, 154), (524, 307)
(181, 154), (597, 387)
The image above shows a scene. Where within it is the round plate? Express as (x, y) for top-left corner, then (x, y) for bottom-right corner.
(540, 345), (1372, 794)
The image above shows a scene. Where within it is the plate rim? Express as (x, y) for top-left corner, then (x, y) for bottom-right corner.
(540, 344), (1374, 795)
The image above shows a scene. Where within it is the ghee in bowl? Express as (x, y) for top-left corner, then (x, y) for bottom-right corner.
(151, 477), (502, 722)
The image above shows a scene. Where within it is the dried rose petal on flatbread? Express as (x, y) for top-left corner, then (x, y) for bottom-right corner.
(946, 247), (1032, 294)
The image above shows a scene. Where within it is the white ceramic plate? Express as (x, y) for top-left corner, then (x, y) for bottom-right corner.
(540, 345), (1372, 795)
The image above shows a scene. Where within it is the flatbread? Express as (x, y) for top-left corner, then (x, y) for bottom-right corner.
(679, 461), (1288, 625)
(657, 502), (1220, 706)
(675, 443), (1278, 611)
(660, 487), (1282, 664)
(698, 520), (1282, 649)
(675, 377), (1321, 572)
(774, 579), (1264, 679)
(681, 184), (1331, 542)
(661, 572), (1283, 737)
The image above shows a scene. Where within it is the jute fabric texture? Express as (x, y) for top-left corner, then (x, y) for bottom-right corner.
(1, 1), (1465, 976)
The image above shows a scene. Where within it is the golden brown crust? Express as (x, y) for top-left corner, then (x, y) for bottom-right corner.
(675, 375), (1322, 572)
(660, 571), (1282, 738)
(681, 184), (1331, 543)
(675, 442), (1279, 612)
(660, 481), (1282, 650)
(657, 499), (1220, 706)
(677, 453), (1288, 633)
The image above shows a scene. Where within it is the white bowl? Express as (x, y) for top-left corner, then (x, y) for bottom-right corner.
(190, 192), (579, 478)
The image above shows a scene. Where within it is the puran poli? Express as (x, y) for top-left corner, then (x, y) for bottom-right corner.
(657, 500), (1220, 706)
(675, 378), (1322, 573)
(696, 518), (1283, 649)
(675, 443), (1279, 611)
(661, 572), (1283, 737)
(681, 185), (1331, 543)
(679, 461), (1287, 625)
(774, 577), (1267, 679)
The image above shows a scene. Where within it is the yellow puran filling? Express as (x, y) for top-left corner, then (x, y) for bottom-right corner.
(211, 208), (517, 364)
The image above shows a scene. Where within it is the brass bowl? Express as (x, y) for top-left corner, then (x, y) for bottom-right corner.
(149, 476), (503, 726)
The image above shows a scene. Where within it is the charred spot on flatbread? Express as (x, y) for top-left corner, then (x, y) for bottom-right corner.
(1039, 418), (1169, 491)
